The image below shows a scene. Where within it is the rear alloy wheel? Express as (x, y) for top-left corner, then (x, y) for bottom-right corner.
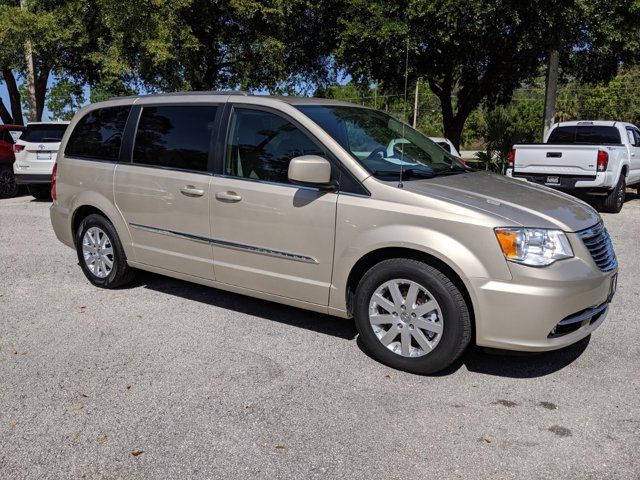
(354, 258), (471, 375)
(602, 175), (625, 213)
(75, 213), (134, 288)
(0, 166), (18, 198)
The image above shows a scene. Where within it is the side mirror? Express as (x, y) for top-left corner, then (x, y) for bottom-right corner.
(288, 155), (335, 189)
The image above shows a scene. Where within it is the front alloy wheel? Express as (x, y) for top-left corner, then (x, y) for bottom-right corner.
(369, 279), (443, 357)
(353, 258), (471, 375)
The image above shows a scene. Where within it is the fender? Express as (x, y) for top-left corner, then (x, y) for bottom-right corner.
(329, 224), (511, 313)
(71, 190), (136, 262)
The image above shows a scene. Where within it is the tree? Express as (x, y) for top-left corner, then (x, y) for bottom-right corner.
(336, 0), (545, 149)
(535, 0), (640, 136)
(45, 79), (85, 120)
(96, 0), (341, 93)
(0, 0), (107, 123)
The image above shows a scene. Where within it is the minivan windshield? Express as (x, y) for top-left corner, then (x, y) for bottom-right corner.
(297, 105), (469, 180)
(21, 124), (68, 143)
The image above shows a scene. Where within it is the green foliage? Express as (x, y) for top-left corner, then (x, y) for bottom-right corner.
(46, 80), (85, 121)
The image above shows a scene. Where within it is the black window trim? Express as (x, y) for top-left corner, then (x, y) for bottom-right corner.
(63, 107), (131, 163)
(125, 102), (224, 176)
(217, 102), (370, 197)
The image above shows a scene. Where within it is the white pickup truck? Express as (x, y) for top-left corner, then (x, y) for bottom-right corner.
(507, 120), (640, 212)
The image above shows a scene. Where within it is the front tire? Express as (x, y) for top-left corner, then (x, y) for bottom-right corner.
(27, 184), (51, 200)
(75, 213), (134, 288)
(602, 175), (625, 213)
(353, 258), (471, 375)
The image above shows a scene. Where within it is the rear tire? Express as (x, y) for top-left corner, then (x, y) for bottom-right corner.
(75, 213), (135, 288)
(353, 258), (471, 375)
(27, 184), (51, 200)
(602, 175), (625, 213)
(0, 166), (18, 198)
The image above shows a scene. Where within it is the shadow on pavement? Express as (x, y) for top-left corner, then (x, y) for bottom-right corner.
(132, 271), (358, 341)
(131, 271), (591, 377)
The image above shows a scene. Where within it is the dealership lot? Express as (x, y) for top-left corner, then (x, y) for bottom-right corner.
(1, 194), (639, 479)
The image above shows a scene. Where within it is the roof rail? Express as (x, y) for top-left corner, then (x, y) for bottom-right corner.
(108, 90), (253, 101)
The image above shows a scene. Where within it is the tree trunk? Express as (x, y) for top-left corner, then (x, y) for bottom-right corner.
(412, 79), (419, 128)
(3, 69), (24, 125)
(35, 70), (49, 122)
(20, 0), (38, 122)
(543, 48), (559, 140)
(0, 99), (13, 124)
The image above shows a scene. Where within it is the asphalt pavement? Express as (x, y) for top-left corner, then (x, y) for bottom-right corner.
(1, 192), (639, 479)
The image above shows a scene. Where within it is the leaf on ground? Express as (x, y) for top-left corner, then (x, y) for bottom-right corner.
(71, 434), (80, 442)
(71, 404), (83, 411)
(126, 385), (132, 390)
(76, 305), (86, 313)
(80, 392), (89, 398)
(482, 435), (492, 443)
(97, 435), (108, 445)
(132, 450), (144, 457)
(275, 444), (285, 450)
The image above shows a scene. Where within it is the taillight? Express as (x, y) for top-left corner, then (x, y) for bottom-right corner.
(51, 162), (58, 201)
(12, 144), (24, 153)
(457, 157), (466, 165)
(597, 150), (608, 172)
(507, 148), (516, 168)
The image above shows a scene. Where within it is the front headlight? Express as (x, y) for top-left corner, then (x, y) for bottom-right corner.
(494, 228), (573, 267)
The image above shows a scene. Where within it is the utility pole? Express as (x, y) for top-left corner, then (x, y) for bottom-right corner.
(20, 0), (38, 122)
(413, 79), (419, 128)
(542, 49), (559, 140)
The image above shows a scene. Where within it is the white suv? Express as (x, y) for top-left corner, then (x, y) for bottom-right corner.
(13, 121), (69, 199)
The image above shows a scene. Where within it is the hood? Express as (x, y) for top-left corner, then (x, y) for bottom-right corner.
(396, 171), (600, 232)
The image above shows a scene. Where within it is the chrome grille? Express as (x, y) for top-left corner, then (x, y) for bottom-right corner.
(577, 222), (617, 272)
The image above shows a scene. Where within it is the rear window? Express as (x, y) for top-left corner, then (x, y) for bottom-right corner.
(65, 106), (131, 160)
(21, 124), (68, 143)
(133, 105), (217, 172)
(547, 125), (621, 144)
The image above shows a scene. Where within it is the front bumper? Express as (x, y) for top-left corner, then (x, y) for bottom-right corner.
(14, 173), (51, 185)
(471, 235), (617, 351)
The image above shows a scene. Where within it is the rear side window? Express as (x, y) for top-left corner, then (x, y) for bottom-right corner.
(65, 106), (131, 160)
(21, 124), (68, 143)
(547, 125), (621, 144)
(133, 105), (217, 172)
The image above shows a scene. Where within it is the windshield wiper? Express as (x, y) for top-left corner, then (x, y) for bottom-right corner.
(371, 168), (434, 179)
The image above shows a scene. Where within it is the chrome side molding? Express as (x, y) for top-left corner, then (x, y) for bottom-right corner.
(129, 223), (319, 264)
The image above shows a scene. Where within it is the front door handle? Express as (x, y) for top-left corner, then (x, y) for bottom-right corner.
(215, 191), (242, 203)
(180, 185), (205, 197)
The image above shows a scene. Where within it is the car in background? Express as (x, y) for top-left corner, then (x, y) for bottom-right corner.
(13, 121), (69, 199)
(0, 124), (25, 198)
(508, 120), (640, 213)
(428, 137), (461, 158)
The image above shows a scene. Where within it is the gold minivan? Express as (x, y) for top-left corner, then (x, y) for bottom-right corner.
(50, 93), (618, 374)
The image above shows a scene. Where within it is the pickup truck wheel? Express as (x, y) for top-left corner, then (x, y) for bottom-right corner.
(75, 213), (135, 289)
(353, 258), (471, 375)
(602, 176), (625, 213)
(0, 166), (19, 198)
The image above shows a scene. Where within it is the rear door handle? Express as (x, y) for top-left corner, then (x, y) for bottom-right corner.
(180, 185), (205, 197)
(215, 191), (242, 203)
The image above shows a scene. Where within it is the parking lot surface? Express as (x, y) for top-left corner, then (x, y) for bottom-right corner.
(1, 193), (639, 479)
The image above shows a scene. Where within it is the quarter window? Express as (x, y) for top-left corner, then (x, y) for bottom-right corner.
(133, 105), (217, 172)
(65, 106), (131, 160)
(225, 108), (324, 183)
